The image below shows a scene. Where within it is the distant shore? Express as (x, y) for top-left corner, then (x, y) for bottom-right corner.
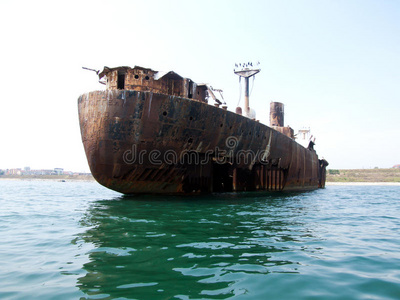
(2, 168), (400, 186)
(326, 168), (400, 184)
(326, 182), (400, 186)
(0, 174), (95, 182)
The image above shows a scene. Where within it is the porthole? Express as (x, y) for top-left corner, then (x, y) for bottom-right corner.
(145, 76), (150, 80)
(162, 111), (167, 116)
(134, 74), (139, 79)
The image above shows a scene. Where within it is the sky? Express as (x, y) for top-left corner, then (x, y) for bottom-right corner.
(0, 0), (399, 172)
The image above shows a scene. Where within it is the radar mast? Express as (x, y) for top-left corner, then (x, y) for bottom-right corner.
(234, 62), (260, 118)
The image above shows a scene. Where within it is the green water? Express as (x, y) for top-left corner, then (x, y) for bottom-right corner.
(1, 181), (400, 299)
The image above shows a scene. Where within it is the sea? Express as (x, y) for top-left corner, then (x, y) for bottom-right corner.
(1, 180), (400, 300)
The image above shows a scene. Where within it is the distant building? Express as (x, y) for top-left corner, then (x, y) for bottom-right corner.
(7, 168), (22, 175)
(393, 164), (400, 169)
(37, 169), (53, 175)
(54, 168), (64, 175)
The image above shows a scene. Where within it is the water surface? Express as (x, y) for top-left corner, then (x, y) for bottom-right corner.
(1, 181), (400, 299)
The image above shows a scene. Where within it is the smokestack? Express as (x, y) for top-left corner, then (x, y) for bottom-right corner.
(270, 102), (284, 127)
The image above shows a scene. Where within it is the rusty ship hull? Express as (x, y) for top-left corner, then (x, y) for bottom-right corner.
(78, 89), (327, 194)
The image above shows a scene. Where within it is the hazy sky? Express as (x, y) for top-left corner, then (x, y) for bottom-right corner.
(0, 0), (399, 172)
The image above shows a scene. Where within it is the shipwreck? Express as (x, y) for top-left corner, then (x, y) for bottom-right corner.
(78, 64), (328, 194)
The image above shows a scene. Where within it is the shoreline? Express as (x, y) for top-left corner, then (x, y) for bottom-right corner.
(326, 182), (400, 186)
(1, 177), (399, 186)
(0, 178), (95, 182)
(0, 175), (94, 182)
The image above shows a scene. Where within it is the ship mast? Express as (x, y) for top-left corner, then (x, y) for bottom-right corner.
(234, 62), (260, 117)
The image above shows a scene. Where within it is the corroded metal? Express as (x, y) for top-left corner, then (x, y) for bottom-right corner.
(270, 102), (284, 127)
(78, 66), (328, 194)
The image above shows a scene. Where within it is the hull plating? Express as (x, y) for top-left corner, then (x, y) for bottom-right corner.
(78, 90), (326, 194)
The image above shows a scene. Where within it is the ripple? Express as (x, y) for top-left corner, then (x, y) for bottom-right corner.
(117, 282), (158, 289)
(177, 242), (236, 250)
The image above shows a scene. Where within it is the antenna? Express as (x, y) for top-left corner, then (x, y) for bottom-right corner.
(234, 62), (260, 117)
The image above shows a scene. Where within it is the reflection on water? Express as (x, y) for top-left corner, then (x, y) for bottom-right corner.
(76, 192), (322, 299)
